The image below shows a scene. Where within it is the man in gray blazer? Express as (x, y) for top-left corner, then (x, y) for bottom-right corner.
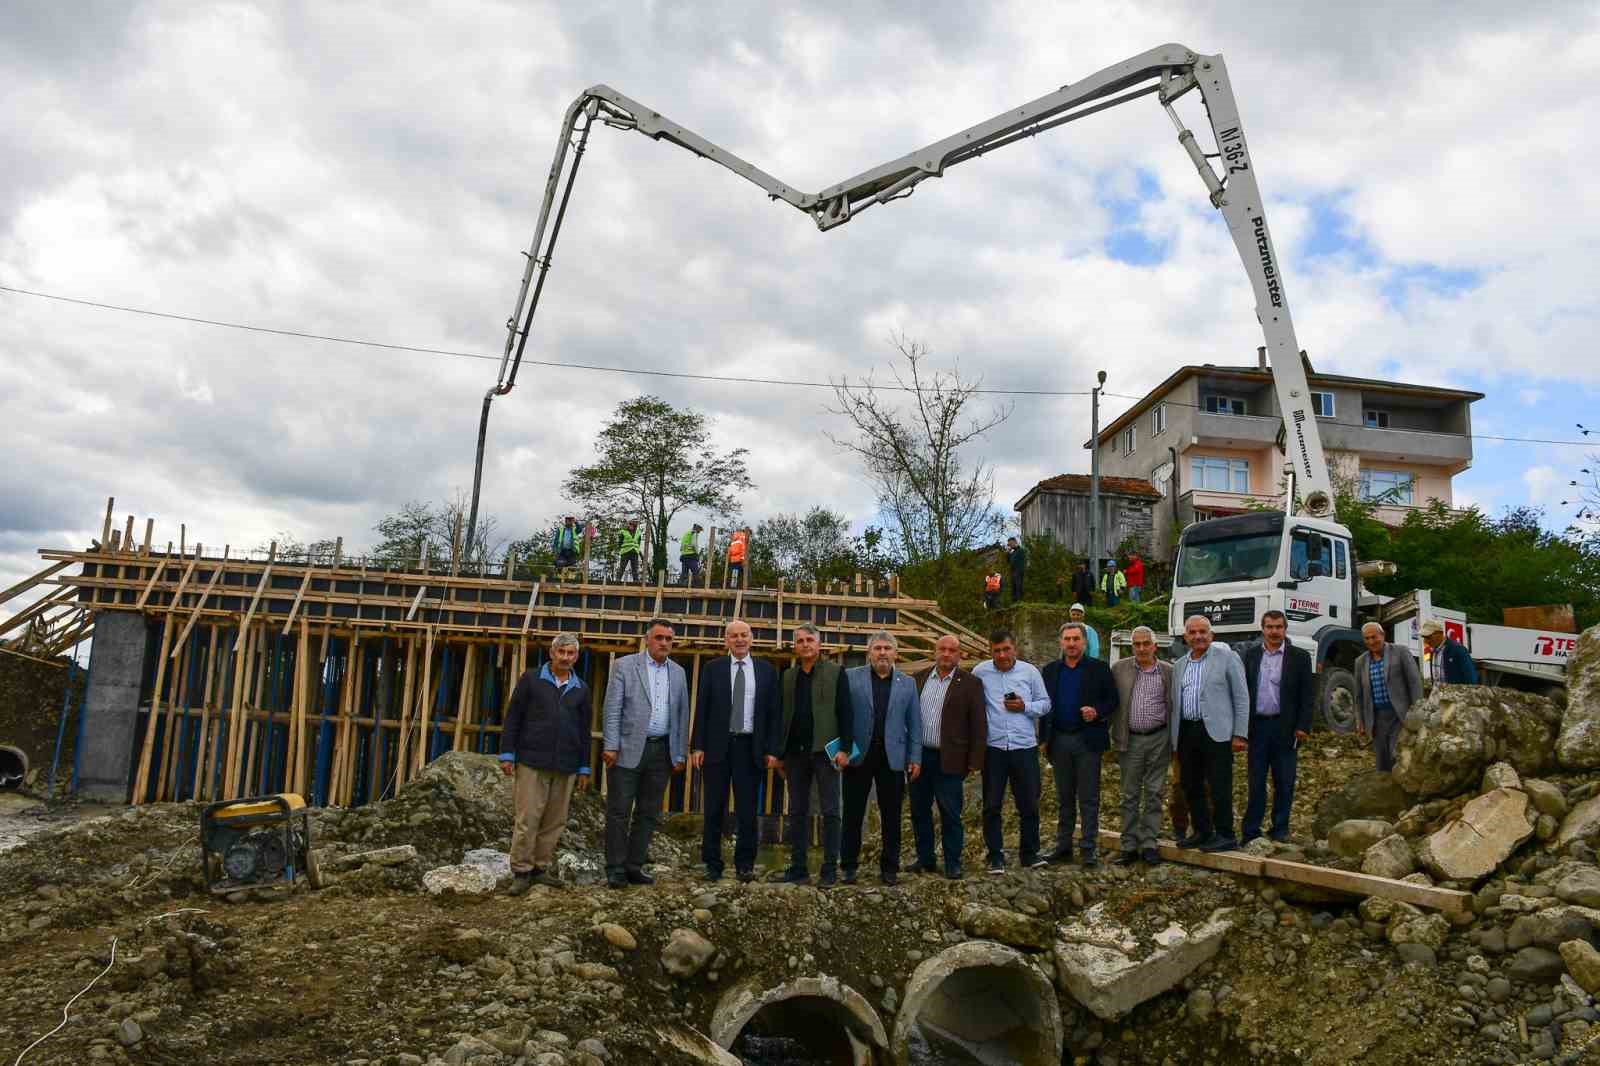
(601, 617), (689, 888)
(1169, 615), (1249, 853)
(840, 630), (921, 885)
(1354, 622), (1422, 773)
(1111, 626), (1173, 864)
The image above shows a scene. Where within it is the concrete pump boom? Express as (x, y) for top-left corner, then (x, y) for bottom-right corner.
(466, 43), (1334, 556)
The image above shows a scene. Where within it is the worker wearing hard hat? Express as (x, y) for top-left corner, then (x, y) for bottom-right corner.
(1068, 604), (1100, 660)
(1420, 620), (1478, 686)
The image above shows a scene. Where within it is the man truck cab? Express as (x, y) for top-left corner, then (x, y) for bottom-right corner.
(1169, 511), (1365, 732)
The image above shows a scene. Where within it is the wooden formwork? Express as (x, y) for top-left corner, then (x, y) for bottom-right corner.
(6, 499), (987, 816)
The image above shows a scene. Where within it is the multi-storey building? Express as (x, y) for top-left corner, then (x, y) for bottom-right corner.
(1090, 350), (1482, 557)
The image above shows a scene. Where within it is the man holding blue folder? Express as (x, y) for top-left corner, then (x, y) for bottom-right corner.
(770, 623), (853, 886)
(840, 631), (921, 886)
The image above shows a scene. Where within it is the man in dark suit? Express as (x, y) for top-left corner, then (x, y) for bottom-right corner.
(690, 619), (780, 882)
(1040, 621), (1118, 867)
(1241, 610), (1314, 844)
(908, 635), (987, 880)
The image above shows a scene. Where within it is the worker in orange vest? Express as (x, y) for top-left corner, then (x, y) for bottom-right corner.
(983, 571), (1002, 611)
(728, 528), (751, 587)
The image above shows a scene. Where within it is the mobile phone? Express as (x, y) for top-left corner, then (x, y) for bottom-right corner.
(1004, 691), (1017, 700)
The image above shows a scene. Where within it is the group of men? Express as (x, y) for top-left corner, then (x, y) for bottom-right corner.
(497, 606), (1462, 892)
(1069, 555), (1145, 607)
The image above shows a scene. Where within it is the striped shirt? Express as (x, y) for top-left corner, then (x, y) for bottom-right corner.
(1180, 656), (1205, 721)
(919, 669), (955, 748)
(1128, 664), (1168, 733)
(1369, 653), (1393, 711)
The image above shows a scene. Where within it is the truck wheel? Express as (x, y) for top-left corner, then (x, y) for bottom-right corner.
(1318, 667), (1358, 734)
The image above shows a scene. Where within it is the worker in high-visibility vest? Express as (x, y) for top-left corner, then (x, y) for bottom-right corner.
(551, 516), (581, 569)
(728, 528), (750, 587)
(614, 520), (643, 584)
(678, 524), (704, 585)
(983, 571), (1002, 611)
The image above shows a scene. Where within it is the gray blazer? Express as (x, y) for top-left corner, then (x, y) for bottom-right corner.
(1168, 642), (1249, 746)
(1354, 643), (1423, 732)
(602, 651), (690, 769)
(1111, 657), (1174, 752)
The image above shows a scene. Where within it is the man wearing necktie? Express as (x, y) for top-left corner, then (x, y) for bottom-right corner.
(691, 619), (780, 882)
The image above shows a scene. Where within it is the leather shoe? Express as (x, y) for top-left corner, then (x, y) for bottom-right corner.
(818, 869), (837, 888)
(778, 869), (811, 885)
(704, 870), (723, 883)
(1114, 851), (1140, 867)
(1079, 852), (1100, 869)
(736, 869), (756, 883)
(506, 872), (534, 896)
(880, 871), (900, 886)
(840, 869), (858, 885)
(1140, 848), (1162, 865)
(907, 862), (939, 876)
(625, 869), (654, 886)
(945, 868), (963, 880)
(1046, 846), (1075, 864)
(1269, 830), (1292, 843)
(1200, 835), (1239, 853)
(1175, 833), (1205, 849)
(606, 871), (628, 889)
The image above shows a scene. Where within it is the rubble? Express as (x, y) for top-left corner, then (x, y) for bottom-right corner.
(1054, 902), (1234, 1019)
(1557, 622), (1600, 768)
(1416, 787), (1536, 881)
(1394, 685), (1562, 798)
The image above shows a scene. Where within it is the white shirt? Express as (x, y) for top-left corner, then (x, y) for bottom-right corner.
(645, 655), (671, 736)
(730, 655), (755, 733)
(919, 668), (955, 749)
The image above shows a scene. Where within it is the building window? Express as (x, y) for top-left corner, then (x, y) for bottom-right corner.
(1360, 469), (1415, 505)
(1364, 408), (1390, 429)
(1119, 426), (1136, 454)
(1311, 391), (1335, 417)
(1192, 456), (1250, 494)
(1151, 403), (1168, 436)
(1204, 394), (1247, 416)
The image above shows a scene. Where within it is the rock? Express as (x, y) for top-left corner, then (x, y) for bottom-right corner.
(1507, 946), (1567, 983)
(596, 923), (636, 951)
(1560, 939), (1600, 995)
(1555, 866), (1600, 907)
(661, 929), (715, 979)
(1389, 912), (1450, 951)
(1394, 943), (1437, 967)
(1393, 686), (1562, 799)
(1361, 835), (1418, 880)
(1482, 762), (1522, 792)
(422, 864), (500, 896)
(325, 844), (420, 870)
(1312, 771), (1412, 838)
(1486, 976), (1512, 1002)
(1186, 988), (1214, 1022)
(441, 1036), (499, 1066)
(1558, 796), (1600, 849)
(1417, 788), (1535, 881)
(575, 1038), (608, 1060)
(461, 849), (512, 884)
(571, 962), (618, 982)
(1329, 819), (1395, 859)
(1524, 779), (1569, 818)
(413, 752), (515, 816)
(652, 1026), (741, 1065)
(1506, 905), (1600, 950)
(1054, 906), (1234, 1020)
(1556, 623), (1600, 769)
(480, 1023), (529, 1055)
(1537, 814), (1560, 842)
(958, 903), (1054, 951)
(114, 1018), (142, 1046)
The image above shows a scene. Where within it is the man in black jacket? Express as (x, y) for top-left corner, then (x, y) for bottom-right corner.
(1241, 610), (1314, 844)
(499, 633), (592, 894)
(1070, 560), (1095, 606)
(691, 619), (780, 882)
(1041, 621), (1118, 867)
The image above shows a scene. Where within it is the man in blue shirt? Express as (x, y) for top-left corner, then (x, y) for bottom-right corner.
(1039, 622), (1117, 867)
(1421, 620), (1478, 686)
(972, 628), (1051, 873)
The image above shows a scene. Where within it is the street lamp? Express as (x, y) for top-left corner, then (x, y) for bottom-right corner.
(1089, 369), (1106, 576)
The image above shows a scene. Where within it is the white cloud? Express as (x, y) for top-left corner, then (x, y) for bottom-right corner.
(2, 0), (1598, 617)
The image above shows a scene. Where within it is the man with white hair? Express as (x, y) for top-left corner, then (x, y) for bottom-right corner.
(691, 620), (780, 882)
(1354, 621), (1422, 772)
(1420, 619), (1478, 686)
(1110, 625), (1173, 864)
(840, 630), (920, 886)
(1171, 615), (1249, 853)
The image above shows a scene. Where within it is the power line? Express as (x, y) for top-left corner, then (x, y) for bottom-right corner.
(0, 284), (1087, 397)
(3, 283), (1592, 447)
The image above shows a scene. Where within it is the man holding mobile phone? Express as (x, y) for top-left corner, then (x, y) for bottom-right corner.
(972, 628), (1051, 874)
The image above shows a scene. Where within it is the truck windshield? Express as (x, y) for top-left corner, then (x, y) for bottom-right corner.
(1176, 532), (1282, 587)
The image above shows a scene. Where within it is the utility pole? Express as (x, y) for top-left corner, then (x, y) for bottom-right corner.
(1089, 370), (1107, 576)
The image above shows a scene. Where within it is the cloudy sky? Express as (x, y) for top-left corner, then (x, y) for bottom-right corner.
(3, 1), (1597, 620)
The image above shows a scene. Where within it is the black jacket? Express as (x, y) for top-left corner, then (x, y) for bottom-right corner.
(1070, 569), (1095, 603)
(1242, 642), (1314, 739)
(691, 655), (781, 765)
(1039, 655), (1118, 753)
(500, 668), (592, 774)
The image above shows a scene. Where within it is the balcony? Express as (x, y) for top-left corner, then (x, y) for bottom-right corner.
(1193, 411), (1281, 447)
(1317, 423), (1472, 471)
(1178, 488), (1284, 522)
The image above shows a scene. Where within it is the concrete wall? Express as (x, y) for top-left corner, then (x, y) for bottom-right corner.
(77, 611), (150, 801)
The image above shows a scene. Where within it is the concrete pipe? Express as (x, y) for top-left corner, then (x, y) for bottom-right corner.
(893, 941), (1063, 1066)
(0, 745), (27, 790)
(711, 975), (889, 1066)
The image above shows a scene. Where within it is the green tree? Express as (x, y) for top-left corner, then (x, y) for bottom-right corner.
(369, 490), (503, 570)
(562, 396), (752, 576)
(750, 507), (856, 585)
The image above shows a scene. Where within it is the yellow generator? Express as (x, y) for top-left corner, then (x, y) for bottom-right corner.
(200, 794), (322, 895)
